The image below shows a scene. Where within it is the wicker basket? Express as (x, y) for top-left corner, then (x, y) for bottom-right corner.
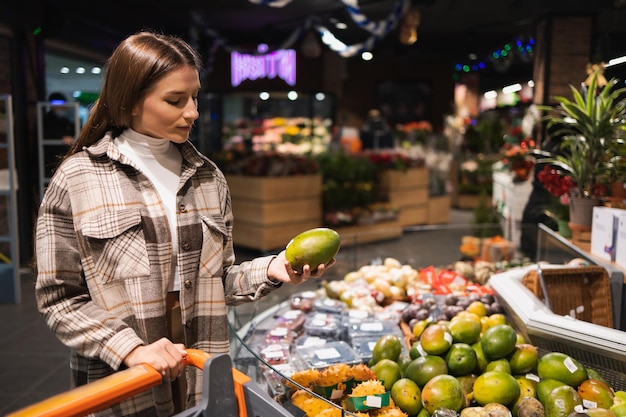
(521, 266), (613, 328)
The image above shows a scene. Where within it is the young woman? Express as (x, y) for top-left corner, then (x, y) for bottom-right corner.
(35, 31), (332, 416)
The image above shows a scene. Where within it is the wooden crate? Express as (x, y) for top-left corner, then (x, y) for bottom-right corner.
(398, 205), (428, 226)
(378, 167), (428, 190)
(232, 220), (321, 252)
(427, 195), (451, 224)
(226, 174), (322, 201)
(379, 168), (429, 226)
(335, 221), (403, 247)
(226, 174), (323, 251)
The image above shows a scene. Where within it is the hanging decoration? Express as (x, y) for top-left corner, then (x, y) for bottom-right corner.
(399, 6), (421, 45)
(190, 0), (409, 72)
(247, 0), (293, 6)
(584, 62), (607, 87)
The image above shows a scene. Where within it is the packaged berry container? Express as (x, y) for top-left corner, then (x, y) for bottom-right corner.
(296, 341), (361, 369)
(264, 325), (294, 346)
(303, 312), (343, 339)
(290, 290), (317, 313)
(313, 297), (348, 315)
(275, 309), (306, 333)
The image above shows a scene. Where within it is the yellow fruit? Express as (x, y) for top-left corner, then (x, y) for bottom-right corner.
(448, 316), (482, 345)
(508, 344), (539, 374)
(405, 355), (449, 388)
(391, 378), (423, 416)
(537, 352), (588, 387)
(480, 324), (518, 360)
(419, 324), (453, 356)
(370, 334), (403, 366)
(466, 301), (489, 317)
(445, 343), (478, 376)
(413, 319), (431, 338)
(421, 374), (465, 413)
(486, 313), (508, 328)
(512, 375), (538, 415)
(285, 227), (340, 273)
(473, 371), (521, 406)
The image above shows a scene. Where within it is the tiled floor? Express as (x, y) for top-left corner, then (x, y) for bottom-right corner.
(0, 209), (488, 415)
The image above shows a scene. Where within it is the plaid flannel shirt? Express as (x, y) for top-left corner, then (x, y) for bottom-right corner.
(35, 133), (279, 416)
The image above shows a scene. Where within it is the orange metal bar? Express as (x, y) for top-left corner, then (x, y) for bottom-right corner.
(7, 349), (249, 417)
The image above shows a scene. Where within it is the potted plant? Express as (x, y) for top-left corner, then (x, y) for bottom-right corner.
(539, 72), (626, 226)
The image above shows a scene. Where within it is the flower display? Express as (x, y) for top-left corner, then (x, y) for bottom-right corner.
(222, 117), (332, 155)
(537, 165), (572, 221)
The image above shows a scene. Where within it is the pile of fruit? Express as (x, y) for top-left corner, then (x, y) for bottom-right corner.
(286, 296), (626, 417)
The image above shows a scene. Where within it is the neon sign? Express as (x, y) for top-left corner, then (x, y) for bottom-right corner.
(231, 44), (296, 87)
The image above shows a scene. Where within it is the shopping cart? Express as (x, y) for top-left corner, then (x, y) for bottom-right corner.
(7, 349), (297, 417)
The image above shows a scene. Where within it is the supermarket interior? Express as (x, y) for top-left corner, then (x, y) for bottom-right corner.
(2, 1), (626, 416)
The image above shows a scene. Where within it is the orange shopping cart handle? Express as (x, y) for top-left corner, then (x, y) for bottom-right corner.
(7, 349), (216, 417)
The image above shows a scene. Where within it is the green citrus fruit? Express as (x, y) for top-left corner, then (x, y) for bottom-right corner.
(537, 378), (568, 405)
(419, 324), (453, 356)
(471, 341), (488, 373)
(421, 374), (465, 413)
(448, 316), (482, 345)
(508, 344), (539, 374)
(445, 343), (478, 376)
(369, 334), (403, 366)
(391, 378), (423, 416)
(372, 358), (402, 391)
(545, 385), (583, 417)
(480, 324), (518, 360)
(405, 355), (448, 388)
(537, 352), (588, 387)
(473, 370), (521, 406)
(485, 358), (511, 374)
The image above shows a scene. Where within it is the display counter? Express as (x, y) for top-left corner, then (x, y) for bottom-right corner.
(224, 224), (626, 416)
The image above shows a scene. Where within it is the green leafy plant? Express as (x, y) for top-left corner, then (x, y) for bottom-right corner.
(539, 72), (626, 197)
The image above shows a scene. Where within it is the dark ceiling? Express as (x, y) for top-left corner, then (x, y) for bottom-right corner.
(6, 1), (626, 72)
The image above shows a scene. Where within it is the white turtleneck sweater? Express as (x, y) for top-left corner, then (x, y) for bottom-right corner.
(115, 129), (183, 292)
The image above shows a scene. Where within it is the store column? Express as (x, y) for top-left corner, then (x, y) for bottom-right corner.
(532, 15), (593, 115)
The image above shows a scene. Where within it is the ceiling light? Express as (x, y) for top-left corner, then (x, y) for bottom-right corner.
(502, 83), (522, 94)
(315, 92), (326, 101)
(287, 90), (298, 100)
(91, 67), (101, 74)
(60, 67), (69, 74)
(361, 51), (373, 61)
(484, 90), (498, 99)
(259, 91), (270, 100)
(76, 67), (85, 74)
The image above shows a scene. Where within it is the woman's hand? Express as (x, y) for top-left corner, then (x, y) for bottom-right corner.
(267, 250), (335, 285)
(123, 337), (187, 381)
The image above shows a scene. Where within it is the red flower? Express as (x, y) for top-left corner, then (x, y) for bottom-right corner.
(537, 165), (574, 197)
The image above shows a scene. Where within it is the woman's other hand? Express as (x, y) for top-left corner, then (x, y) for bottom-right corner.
(123, 337), (187, 381)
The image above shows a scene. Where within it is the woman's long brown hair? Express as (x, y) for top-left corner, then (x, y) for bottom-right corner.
(65, 31), (202, 158)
